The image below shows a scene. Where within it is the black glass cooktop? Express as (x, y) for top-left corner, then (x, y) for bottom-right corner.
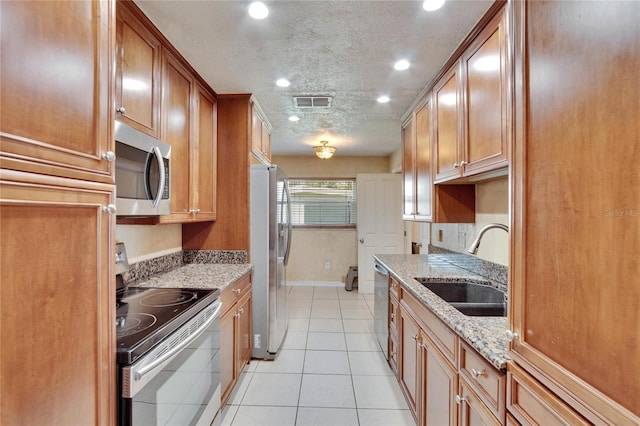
(116, 286), (220, 365)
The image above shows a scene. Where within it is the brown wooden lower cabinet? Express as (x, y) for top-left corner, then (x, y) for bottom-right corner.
(459, 377), (502, 426)
(421, 331), (457, 426)
(0, 170), (115, 425)
(395, 286), (507, 426)
(506, 363), (589, 426)
(220, 273), (252, 405)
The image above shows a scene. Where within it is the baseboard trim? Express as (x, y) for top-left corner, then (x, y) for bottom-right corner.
(288, 281), (343, 287)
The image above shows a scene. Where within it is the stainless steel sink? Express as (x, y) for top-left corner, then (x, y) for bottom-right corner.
(414, 278), (507, 317)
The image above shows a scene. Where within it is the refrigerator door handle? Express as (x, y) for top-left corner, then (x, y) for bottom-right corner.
(283, 178), (293, 266)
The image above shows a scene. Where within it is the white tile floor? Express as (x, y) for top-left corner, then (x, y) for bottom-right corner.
(221, 285), (416, 426)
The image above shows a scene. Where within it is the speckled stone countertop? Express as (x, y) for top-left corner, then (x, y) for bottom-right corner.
(129, 263), (253, 292)
(374, 253), (509, 370)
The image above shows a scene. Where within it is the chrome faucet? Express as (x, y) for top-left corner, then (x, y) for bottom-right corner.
(467, 223), (509, 255)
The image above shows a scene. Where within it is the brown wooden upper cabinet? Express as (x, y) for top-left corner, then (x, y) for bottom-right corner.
(434, 7), (509, 183)
(115, 2), (162, 138)
(251, 99), (272, 164)
(461, 7), (509, 177)
(402, 94), (475, 223)
(401, 116), (416, 219)
(157, 49), (217, 224)
(0, 0), (114, 184)
(434, 62), (463, 183)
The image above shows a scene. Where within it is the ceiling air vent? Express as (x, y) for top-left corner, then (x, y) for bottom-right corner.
(293, 96), (332, 109)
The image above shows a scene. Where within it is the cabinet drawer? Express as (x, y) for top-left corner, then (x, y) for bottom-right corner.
(389, 294), (399, 333)
(459, 377), (502, 426)
(459, 341), (506, 422)
(507, 363), (590, 426)
(389, 276), (401, 299)
(221, 272), (251, 316)
(402, 289), (457, 365)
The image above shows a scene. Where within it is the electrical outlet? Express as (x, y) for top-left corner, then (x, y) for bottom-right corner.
(324, 261), (331, 270)
(254, 334), (261, 348)
(437, 229), (443, 242)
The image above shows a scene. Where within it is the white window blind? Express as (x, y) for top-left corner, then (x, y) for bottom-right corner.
(288, 179), (356, 227)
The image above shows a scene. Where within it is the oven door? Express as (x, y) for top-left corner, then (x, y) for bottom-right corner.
(120, 300), (222, 426)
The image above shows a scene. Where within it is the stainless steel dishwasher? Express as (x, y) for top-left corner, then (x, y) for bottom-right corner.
(373, 260), (390, 359)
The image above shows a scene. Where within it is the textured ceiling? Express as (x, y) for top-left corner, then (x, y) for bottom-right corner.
(135, 0), (493, 157)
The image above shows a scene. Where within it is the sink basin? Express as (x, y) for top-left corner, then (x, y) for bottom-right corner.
(414, 278), (506, 317)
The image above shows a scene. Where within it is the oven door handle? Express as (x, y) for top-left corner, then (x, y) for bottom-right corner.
(133, 301), (222, 381)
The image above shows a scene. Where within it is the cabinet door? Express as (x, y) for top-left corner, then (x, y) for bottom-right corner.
(414, 96), (433, 221)
(261, 123), (271, 162)
(401, 116), (416, 219)
(251, 107), (262, 157)
(193, 83), (217, 221)
(220, 307), (236, 405)
(0, 0), (114, 183)
(161, 50), (193, 220)
(434, 62), (462, 183)
(115, 3), (161, 137)
(236, 291), (252, 374)
(1, 171), (114, 425)
(399, 305), (420, 418)
(510, 2), (640, 424)
(421, 332), (457, 426)
(459, 378), (501, 426)
(462, 7), (508, 176)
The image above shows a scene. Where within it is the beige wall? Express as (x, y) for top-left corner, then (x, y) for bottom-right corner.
(429, 177), (509, 265)
(116, 224), (182, 263)
(273, 155), (390, 179)
(272, 154), (391, 282)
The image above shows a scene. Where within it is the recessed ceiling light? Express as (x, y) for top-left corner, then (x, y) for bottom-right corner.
(276, 78), (290, 87)
(377, 96), (390, 104)
(423, 0), (445, 12)
(394, 60), (410, 71)
(248, 2), (269, 19)
(288, 115), (300, 122)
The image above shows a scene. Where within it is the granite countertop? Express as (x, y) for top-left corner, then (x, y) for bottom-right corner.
(374, 253), (510, 370)
(129, 263), (253, 292)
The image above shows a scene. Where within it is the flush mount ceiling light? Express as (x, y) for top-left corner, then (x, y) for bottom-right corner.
(423, 0), (445, 11)
(313, 140), (337, 159)
(276, 78), (290, 87)
(288, 115), (300, 122)
(377, 95), (390, 104)
(394, 59), (410, 71)
(248, 2), (269, 19)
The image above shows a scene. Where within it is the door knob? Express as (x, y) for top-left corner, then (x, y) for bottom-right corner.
(359, 238), (364, 243)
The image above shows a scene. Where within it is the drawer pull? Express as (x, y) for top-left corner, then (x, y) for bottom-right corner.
(455, 395), (465, 404)
(471, 368), (485, 378)
(233, 289), (241, 294)
(411, 334), (419, 341)
(506, 330), (520, 341)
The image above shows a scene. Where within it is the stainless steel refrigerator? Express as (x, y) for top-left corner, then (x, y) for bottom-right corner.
(250, 164), (292, 359)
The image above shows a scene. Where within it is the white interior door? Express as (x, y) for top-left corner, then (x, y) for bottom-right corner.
(356, 173), (405, 293)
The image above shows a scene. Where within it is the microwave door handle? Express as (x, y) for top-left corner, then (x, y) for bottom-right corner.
(132, 301), (222, 382)
(150, 146), (165, 207)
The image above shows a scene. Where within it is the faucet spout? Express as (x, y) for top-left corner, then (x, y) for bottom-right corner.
(467, 223), (509, 255)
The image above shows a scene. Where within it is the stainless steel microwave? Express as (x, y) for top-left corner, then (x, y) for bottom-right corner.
(115, 122), (171, 216)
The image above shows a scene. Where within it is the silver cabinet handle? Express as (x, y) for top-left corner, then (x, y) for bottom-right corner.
(411, 334), (418, 341)
(233, 289), (241, 294)
(455, 395), (465, 404)
(238, 308), (244, 315)
(506, 330), (520, 341)
(117, 106), (126, 114)
(453, 162), (460, 168)
(471, 368), (485, 378)
(460, 161), (468, 166)
(102, 204), (116, 215)
(102, 151), (116, 162)
(390, 312), (395, 321)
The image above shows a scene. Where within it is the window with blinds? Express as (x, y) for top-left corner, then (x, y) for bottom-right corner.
(288, 178), (357, 227)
